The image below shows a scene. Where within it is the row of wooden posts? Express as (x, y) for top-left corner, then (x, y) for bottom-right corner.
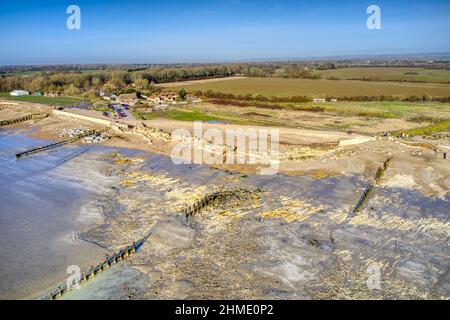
(42, 189), (231, 300)
(0, 113), (48, 127)
(182, 188), (249, 218)
(183, 191), (223, 218)
(16, 128), (108, 159)
(374, 158), (392, 184)
(352, 158), (392, 214)
(42, 231), (152, 300)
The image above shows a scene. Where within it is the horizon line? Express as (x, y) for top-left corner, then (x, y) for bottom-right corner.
(2, 52), (450, 68)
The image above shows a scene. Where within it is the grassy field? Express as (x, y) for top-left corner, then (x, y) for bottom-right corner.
(0, 93), (86, 106)
(134, 107), (290, 126)
(131, 101), (450, 136)
(295, 101), (450, 119)
(170, 77), (450, 98)
(0, 71), (40, 77)
(394, 119), (450, 136)
(134, 109), (219, 122)
(315, 67), (450, 83)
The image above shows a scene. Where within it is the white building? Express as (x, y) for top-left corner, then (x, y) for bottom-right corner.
(313, 98), (326, 103)
(10, 90), (29, 96)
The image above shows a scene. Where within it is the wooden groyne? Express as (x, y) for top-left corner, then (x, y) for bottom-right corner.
(183, 188), (254, 218)
(41, 231), (151, 300)
(352, 183), (374, 214)
(374, 157), (392, 183)
(184, 190), (223, 218)
(16, 128), (108, 159)
(0, 113), (48, 127)
(41, 188), (253, 300)
(352, 158), (392, 214)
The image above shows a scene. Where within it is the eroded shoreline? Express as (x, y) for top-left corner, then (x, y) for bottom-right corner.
(0, 102), (449, 300)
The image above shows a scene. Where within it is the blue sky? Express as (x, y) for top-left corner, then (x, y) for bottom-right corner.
(0, 0), (449, 65)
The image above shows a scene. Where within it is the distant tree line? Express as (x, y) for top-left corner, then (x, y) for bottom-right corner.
(0, 64), (321, 97)
(1, 58), (448, 75)
(195, 90), (311, 103)
(1, 61), (450, 99)
(195, 90), (450, 103)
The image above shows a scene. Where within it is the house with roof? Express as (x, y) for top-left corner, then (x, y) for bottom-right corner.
(147, 93), (179, 105)
(118, 93), (139, 106)
(100, 91), (117, 101)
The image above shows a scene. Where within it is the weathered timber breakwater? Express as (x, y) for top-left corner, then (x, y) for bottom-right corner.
(42, 188), (243, 300)
(184, 188), (256, 218)
(41, 233), (150, 300)
(16, 128), (108, 159)
(352, 158), (392, 214)
(0, 113), (49, 127)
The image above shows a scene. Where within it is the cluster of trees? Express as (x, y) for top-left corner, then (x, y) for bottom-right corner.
(196, 90), (450, 104)
(1, 62), (450, 100)
(0, 70), (157, 98)
(194, 90), (312, 103)
(2, 57), (449, 76)
(0, 63), (322, 97)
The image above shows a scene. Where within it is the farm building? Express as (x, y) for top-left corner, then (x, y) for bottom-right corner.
(148, 93), (179, 105)
(118, 93), (139, 106)
(100, 91), (117, 101)
(313, 98), (326, 103)
(10, 90), (29, 96)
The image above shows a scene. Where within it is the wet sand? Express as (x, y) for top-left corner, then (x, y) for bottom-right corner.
(0, 129), (110, 299)
(63, 148), (449, 300)
(1, 123), (449, 300)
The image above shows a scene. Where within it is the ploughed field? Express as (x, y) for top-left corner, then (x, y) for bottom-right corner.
(170, 77), (450, 98)
(315, 67), (450, 83)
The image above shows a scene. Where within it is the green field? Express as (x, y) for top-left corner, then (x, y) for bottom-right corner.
(395, 119), (450, 136)
(134, 109), (219, 121)
(171, 77), (450, 98)
(315, 67), (450, 83)
(0, 93), (86, 106)
(0, 71), (40, 77)
(294, 101), (450, 119)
